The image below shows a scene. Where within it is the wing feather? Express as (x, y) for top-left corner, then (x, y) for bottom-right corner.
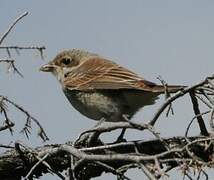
(63, 57), (183, 92)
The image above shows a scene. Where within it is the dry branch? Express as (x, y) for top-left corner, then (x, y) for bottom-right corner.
(0, 12), (47, 142)
(0, 136), (213, 179)
(0, 12), (28, 45)
(1, 75), (213, 179)
(0, 96), (49, 141)
(149, 76), (214, 126)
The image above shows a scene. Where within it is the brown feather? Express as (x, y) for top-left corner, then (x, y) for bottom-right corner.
(63, 56), (185, 93)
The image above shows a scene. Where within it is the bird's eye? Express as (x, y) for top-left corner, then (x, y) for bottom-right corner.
(61, 58), (71, 65)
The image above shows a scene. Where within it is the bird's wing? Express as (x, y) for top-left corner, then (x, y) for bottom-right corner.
(63, 57), (183, 93)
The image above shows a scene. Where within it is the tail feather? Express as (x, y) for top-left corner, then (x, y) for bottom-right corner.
(151, 85), (186, 93)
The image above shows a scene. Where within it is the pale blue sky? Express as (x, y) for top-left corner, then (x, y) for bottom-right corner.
(1, 1), (214, 179)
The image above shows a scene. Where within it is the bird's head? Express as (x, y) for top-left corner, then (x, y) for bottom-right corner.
(40, 49), (97, 82)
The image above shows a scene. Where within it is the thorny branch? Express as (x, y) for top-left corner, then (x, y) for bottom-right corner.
(0, 11), (45, 57)
(0, 12), (45, 76)
(0, 12), (47, 141)
(1, 75), (211, 179)
(0, 46), (45, 59)
(0, 95), (49, 141)
(0, 136), (213, 179)
(149, 76), (214, 126)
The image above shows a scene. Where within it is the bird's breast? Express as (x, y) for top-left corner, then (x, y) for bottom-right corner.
(63, 89), (120, 121)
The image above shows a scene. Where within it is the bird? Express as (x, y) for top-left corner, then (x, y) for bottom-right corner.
(40, 49), (185, 124)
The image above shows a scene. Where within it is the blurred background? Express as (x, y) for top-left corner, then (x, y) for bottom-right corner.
(1, 0), (214, 179)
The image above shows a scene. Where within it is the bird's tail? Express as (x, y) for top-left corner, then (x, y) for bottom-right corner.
(151, 85), (186, 93)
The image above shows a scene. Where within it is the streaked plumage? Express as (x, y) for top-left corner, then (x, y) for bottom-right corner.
(40, 49), (185, 122)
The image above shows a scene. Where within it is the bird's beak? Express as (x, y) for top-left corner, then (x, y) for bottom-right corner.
(39, 64), (55, 72)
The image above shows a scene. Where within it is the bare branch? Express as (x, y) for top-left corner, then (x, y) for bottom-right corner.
(0, 12), (28, 45)
(0, 46), (46, 59)
(0, 121), (14, 132)
(189, 91), (209, 136)
(157, 76), (174, 116)
(24, 153), (50, 180)
(149, 76), (214, 126)
(139, 163), (157, 180)
(1, 136), (213, 179)
(0, 59), (23, 77)
(0, 96), (49, 141)
(185, 111), (210, 137)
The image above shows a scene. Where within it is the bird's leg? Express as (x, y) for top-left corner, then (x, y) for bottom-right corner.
(75, 118), (106, 147)
(116, 128), (126, 142)
(115, 114), (130, 142)
(87, 117), (106, 146)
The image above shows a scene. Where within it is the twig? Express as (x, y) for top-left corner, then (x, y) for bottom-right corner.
(0, 121), (14, 132)
(68, 155), (77, 180)
(95, 161), (131, 180)
(185, 111), (210, 137)
(199, 89), (214, 105)
(200, 169), (209, 180)
(0, 59), (23, 77)
(157, 76), (174, 117)
(189, 91), (209, 136)
(122, 116), (170, 150)
(1, 96), (49, 141)
(0, 46), (45, 50)
(24, 153), (49, 180)
(183, 172), (194, 180)
(0, 144), (13, 148)
(18, 141), (65, 179)
(139, 163), (157, 180)
(0, 46), (46, 59)
(149, 76), (214, 126)
(1, 107), (14, 134)
(210, 107), (214, 132)
(0, 12), (28, 45)
(14, 142), (29, 167)
(154, 157), (167, 178)
(195, 94), (212, 109)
